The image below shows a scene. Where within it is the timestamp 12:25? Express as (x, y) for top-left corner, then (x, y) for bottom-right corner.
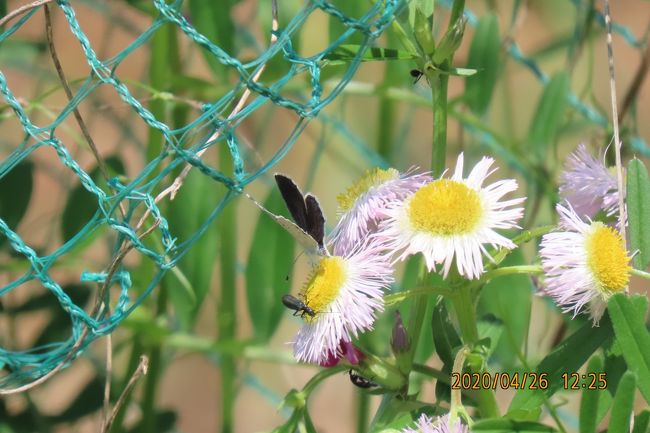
(561, 372), (607, 390)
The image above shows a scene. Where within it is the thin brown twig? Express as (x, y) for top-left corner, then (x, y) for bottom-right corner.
(0, 0), (53, 27)
(603, 0), (627, 245)
(101, 356), (149, 433)
(45, 6), (126, 413)
(44, 5), (125, 219)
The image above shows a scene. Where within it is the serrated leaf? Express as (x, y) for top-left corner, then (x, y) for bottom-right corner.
(472, 419), (556, 433)
(0, 161), (33, 247)
(465, 13), (500, 115)
(609, 371), (637, 433)
(323, 45), (418, 66)
(246, 188), (296, 341)
(528, 72), (570, 160)
(608, 294), (650, 404)
(507, 315), (613, 417)
(580, 354), (604, 433)
(626, 158), (650, 269)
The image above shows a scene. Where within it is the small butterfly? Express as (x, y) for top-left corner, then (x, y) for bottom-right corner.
(249, 174), (328, 256)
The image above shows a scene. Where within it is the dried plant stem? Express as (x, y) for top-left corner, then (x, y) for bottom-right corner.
(101, 356), (149, 433)
(0, 0), (53, 27)
(603, 0), (627, 245)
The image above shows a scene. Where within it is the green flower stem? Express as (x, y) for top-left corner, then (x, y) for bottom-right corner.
(384, 286), (451, 306)
(450, 285), (479, 344)
(356, 393), (370, 433)
(450, 288), (500, 418)
(482, 265), (543, 281)
(412, 363), (449, 383)
(430, 71), (450, 177)
(303, 365), (349, 395)
(488, 225), (555, 267)
(630, 268), (650, 280)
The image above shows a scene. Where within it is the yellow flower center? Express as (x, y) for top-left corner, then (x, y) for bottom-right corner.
(585, 223), (630, 293)
(407, 179), (483, 236)
(300, 256), (347, 321)
(337, 168), (399, 212)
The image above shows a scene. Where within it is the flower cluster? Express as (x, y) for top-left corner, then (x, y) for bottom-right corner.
(284, 154), (525, 364)
(281, 144), (632, 366)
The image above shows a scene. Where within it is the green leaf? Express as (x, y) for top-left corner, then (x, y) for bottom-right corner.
(580, 354), (604, 433)
(632, 411), (650, 433)
(323, 45), (418, 66)
(477, 314), (504, 359)
(432, 299), (461, 403)
(507, 315), (614, 418)
(188, 0), (237, 77)
(164, 170), (221, 330)
(609, 371), (637, 433)
(528, 72), (570, 160)
(626, 158), (650, 269)
(472, 419), (556, 433)
(413, 8), (435, 55)
(246, 188), (296, 341)
(61, 156), (124, 243)
(431, 299), (461, 367)
(465, 13), (500, 115)
(608, 294), (650, 404)
(479, 250), (532, 367)
(0, 161), (33, 247)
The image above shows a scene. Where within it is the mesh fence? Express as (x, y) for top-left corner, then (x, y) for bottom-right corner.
(0, 0), (399, 388)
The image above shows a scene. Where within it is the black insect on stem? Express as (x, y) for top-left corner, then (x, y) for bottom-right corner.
(348, 370), (379, 389)
(410, 69), (424, 84)
(281, 294), (315, 318)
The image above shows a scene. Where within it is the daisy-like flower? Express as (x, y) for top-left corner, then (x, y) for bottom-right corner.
(291, 241), (394, 364)
(540, 203), (631, 325)
(559, 144), (620, 219)
(402, 414), (469, 433)
(330, 168), (431, 255)
(379, 153), (525, 279)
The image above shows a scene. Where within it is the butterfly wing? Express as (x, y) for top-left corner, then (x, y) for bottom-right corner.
(305, 194), (325, 249)
(274, 174), (309, 232)
(247, 192), (320, 253)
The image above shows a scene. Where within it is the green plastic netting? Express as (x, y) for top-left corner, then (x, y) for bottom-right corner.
(0, 0), (399, 389)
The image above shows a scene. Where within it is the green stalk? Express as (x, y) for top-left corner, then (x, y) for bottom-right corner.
(450, 286), (500, 418)
(356, 393), (370, 433)
(430, 71), (450, 177)
(141, 286), (168, 433)
(218, 146), (238, 433)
